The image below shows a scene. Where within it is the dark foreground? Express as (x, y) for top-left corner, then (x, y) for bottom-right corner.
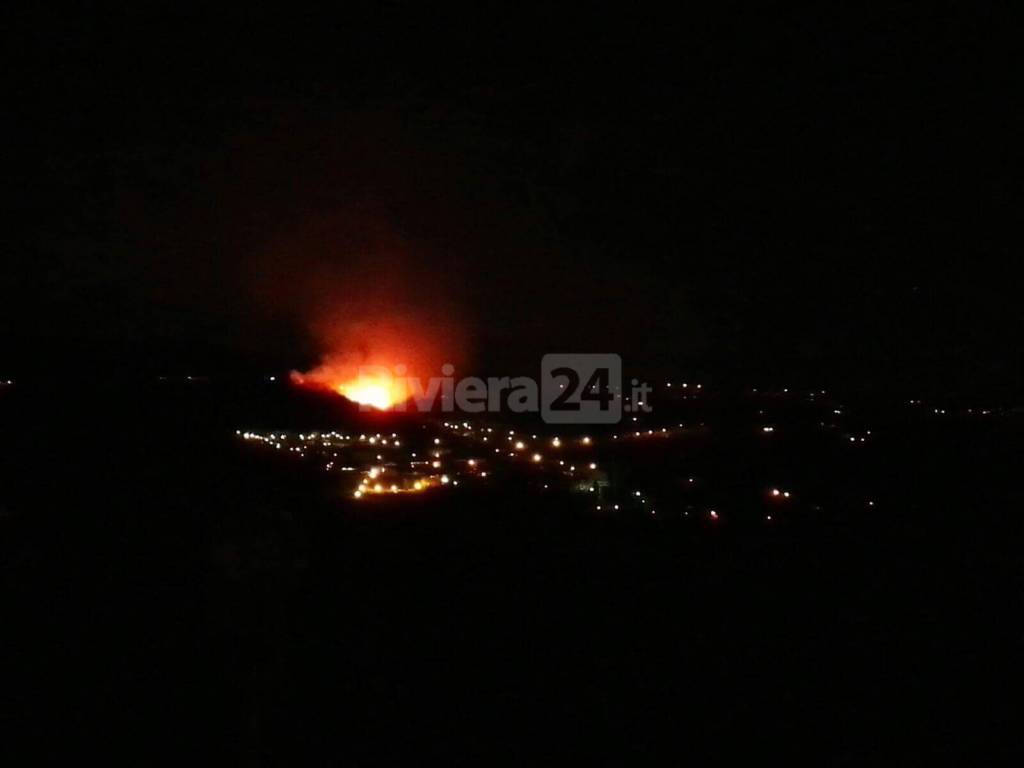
(2, 382), (1022, 763)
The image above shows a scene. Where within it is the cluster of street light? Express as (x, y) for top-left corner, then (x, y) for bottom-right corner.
(234, 378), (937, 522)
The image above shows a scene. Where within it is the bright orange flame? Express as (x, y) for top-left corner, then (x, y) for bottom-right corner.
(336, 374), (406, 410)
(289, 309), (464, 411)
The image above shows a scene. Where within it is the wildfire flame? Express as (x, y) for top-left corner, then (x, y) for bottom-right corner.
(256, 206), (466, 413)
(289, 316), (452, 411)
(335, 372), (408, 410)
(292, 363), (411, 410)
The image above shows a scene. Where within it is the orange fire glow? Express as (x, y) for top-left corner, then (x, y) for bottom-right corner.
(335, 372), (408, 410)
(290, 314), (458, 411)
(292, 362), (414, 410)
(256, 207), (467, 412)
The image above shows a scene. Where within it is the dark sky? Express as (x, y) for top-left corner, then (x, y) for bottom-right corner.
(5, 3), (1021, 394)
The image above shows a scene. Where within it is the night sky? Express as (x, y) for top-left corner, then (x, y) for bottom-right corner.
(6, 4), (1021, 395)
